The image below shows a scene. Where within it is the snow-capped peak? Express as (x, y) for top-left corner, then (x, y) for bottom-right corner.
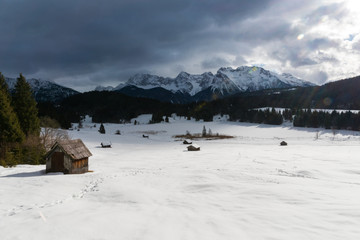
(217, 66), (314, 91)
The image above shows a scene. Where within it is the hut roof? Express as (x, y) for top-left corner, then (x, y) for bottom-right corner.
(48, 139), (92, 160)
(189, 144), (200, 148)
(187, 144), (200, 151)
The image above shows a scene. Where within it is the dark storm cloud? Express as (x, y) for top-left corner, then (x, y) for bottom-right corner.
(0, 0), (272, 88)
(0, 0), (355, 90)
(271, 47), (318, 68)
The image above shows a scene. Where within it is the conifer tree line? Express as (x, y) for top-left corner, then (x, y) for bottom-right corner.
(0, 73), (44, 167)
(43, 87), (360, 131)
(150, 106), (360, 131)
(292, 109), (360, 130)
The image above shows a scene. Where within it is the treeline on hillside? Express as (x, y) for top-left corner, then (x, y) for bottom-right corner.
(228, 108), (360, 131)
(37, 87), (360, 132)
(191, 105), (360, 131)
(293, 109), (360, 130)
(39, 91), (190, 127)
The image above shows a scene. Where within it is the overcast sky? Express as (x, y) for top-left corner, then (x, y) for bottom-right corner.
(1, 0), (360, 91)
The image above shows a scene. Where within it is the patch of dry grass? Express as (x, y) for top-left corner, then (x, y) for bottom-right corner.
(134, 130), (167, 135)
(174, 133), (234, 140)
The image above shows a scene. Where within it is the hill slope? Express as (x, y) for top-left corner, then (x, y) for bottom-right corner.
(5, 77), (79, 102)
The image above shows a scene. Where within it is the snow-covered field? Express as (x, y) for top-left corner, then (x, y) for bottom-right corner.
(1, 117), (360, 240)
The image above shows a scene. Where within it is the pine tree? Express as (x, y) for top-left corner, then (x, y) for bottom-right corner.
(0, 73), (25, 144)
(0, 72), (10, 94)
(202, 125), (207, 137)
(98, 123), (105, 134)
(12, 74), (40, 136)
(0, 73), (25, 166)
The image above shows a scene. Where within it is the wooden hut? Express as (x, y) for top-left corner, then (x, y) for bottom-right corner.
(101, 142), (112, 148)
(183, 139), (192, 144)
(280, 141), (288, 146)
(45, 139), (92, 174)
(187, 144), (200, 151)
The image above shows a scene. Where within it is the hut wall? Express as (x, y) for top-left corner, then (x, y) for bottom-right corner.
(63, 155), (72, 174)
(70, 158), (88, 174)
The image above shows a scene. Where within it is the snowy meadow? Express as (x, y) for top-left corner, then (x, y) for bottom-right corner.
(1, 116), (360, 240)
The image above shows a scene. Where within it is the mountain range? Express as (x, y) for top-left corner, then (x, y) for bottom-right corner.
(5, 77), (79, 102)
(4, 66), (314, 103)
(95, 66), (315, 103)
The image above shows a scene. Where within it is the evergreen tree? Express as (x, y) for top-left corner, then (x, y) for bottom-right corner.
(202, 125), (207, 137)
(0, 73), (25, 166)
(0, 73), (25, 144)
(0, 72), (10, 95)
(98, 123), (106, 134)
(12, 74), (40, 136)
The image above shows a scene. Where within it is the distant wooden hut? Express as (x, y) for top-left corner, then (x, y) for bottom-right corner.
(45, 139), (92, 174)
(101, 142), (112, 148)
(187, 144), (200, 151)
(183, 139), (192, 144)
(280, 141), (288, 146)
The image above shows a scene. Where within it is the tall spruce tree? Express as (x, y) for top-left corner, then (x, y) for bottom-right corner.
(0, 73), (25, 143)
(0, 72), (9, 94)
(12, 74), (40, 136)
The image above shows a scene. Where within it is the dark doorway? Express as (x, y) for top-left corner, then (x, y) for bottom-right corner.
(51, 152), (65, 172)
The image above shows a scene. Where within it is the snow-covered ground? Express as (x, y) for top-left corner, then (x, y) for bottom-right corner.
(1, 118), (360, 240)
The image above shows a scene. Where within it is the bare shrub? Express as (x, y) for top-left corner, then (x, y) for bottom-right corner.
(40, 116), (70, 151)
(41, 127), (70, 151)
(174, 132), (234, 140)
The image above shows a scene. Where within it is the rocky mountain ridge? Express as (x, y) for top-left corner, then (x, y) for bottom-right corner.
(95, 66), (315, 102)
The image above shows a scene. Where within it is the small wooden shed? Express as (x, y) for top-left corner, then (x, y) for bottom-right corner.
(101, 142), (112, 148)
(280, 141), (288, 146)
(45, 139), (92, 174)
(187, 144), (200, 151)
(183, 139), (192, 144)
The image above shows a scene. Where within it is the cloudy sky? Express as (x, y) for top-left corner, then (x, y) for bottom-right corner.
(1, 0), (360, 91)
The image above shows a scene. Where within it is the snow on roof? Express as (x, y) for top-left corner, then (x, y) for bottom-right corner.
(188, 144), (200, 148)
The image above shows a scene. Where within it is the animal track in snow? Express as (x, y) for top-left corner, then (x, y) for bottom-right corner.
(6, 176), (104, 217)
(73, 177), (104, 199)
